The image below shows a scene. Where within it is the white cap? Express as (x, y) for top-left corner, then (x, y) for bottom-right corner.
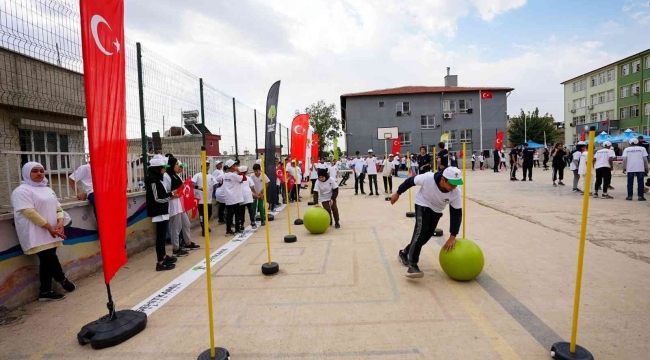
(368, 149), (373, 153)
(150, 157), (167, 167)
(255, 159), (261, 164)
(239, 165), (248, 172)
(577, 141), (586, 145)
(299, 161), (303, 164)
(389, 153), (394, 157)
(225, 159), (235, 167)
(602, 141), (612, 147)
(441, 167), (463, 185)
(215, 160), (223, 165)
(396, 152), (400, 154)
(629, 138), (639, 144)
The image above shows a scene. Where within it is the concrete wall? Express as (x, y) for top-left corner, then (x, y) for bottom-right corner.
(345, 91), (509, 157)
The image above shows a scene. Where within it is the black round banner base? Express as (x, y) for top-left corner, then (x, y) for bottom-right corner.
(433, 229), (444, 237)
(77, 309), (147, 349)
(307, 202), (316, 206)
(197, 347), (230, 360)
(550, 342), (594, 360)
(294, 219), (304, 225)
(284, 235), (297, 243)
(406, 212), (416, 218)
(261, 262), (279, 275)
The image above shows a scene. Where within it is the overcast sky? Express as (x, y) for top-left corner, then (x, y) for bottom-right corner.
(123, 0), (650, 127)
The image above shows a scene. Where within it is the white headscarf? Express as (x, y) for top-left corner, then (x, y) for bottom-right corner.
(21, 162), (48, 187)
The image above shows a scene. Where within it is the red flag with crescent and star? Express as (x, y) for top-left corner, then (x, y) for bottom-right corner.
(80, 0), (127, 284)
(481, 91), (493, 100)
(392, 136), (401, 155)
(495, 131), (504, 150)
(311, 133), (319, 160)
(179, 177), (198, 218)
(290, 114), (309, 169)
(276, 164), (285, 183)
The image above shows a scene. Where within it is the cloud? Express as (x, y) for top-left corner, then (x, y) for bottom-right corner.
(622, 0), (650, 25)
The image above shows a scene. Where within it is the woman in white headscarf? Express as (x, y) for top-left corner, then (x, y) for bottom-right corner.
(11, 162), (76, 301)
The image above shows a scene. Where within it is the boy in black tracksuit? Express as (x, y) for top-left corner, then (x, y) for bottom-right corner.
(391, 167), (463, 279)
(145, 156), (178, 271)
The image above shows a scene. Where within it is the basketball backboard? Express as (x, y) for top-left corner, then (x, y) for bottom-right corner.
(377, 126), (398, 140)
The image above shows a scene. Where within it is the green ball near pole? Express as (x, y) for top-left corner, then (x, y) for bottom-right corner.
(303, 207), (330, 234)
(439, 238), (484, 281)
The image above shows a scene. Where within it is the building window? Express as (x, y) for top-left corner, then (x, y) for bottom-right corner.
(645, 103), (650, 116)
(607, 69), (614, 81)
(632, 60), (641, 73)
(646, 56), (650, 69)
(378, 101), (384, 108)
(573, 116), (586, 125)
(449, 130), (457, 143)
(598, 92), (605, 104)
(420, 115), (436, 129)
(591, 75), (598, 87)
(632, 82), (641, 95)
(622, 64), (630, 76)
(599, 72), (606, 84)
(607, 90), (614, 102)
(598, 112), (604, 121)
(581, 98), (586, 108)
(443, 100), (456, 113)
(398, 131), (411, 145)
(459, 129), (472, 143)
(396, 102), (410, 116)
(572, 133), (579, 144)
(591, 94), (598, 105)
(606, 110), (614, 120)
(620, 107), (630, 119)
(458, 99), (472, 113)
(590, 113), (598, 122)
(18, 130), (70, 170)
(621, 85), (630, 98)
(645, 79), (650, 93)
(631, 105), (640, 117)
(573, 99), (579, 110)
(644, 126), (649, 136)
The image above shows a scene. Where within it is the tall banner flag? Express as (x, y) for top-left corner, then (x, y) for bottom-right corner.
(264, 81), (281, 207)
(333, 138), (339, 160)
(495, 131), (504, 150)
(305, 127), (313, 174)
(290, 114), (309, 171)
(80, 0), (127, 284)
(580, 127), (586, 141)
(312, 133), (319, 160)
(392, 136), (401, 154)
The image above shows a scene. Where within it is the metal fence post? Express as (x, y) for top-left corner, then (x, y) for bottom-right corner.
(233, 97), (239, 160)
(136, 42), (148, 175)
(254, 109), (259, 159)
(200, 78), (206, 147)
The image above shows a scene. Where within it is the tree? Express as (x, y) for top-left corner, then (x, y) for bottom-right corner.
(305, 100), (342, 159)
(508, 108), (561, 146)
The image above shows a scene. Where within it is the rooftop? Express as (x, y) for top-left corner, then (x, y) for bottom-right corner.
(560, 48), (650, 84)
(341, 85), (515, 98)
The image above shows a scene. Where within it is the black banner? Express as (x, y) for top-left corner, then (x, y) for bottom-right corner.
(264, 81), (281, 208)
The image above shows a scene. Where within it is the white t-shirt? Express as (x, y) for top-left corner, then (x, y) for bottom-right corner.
(570, 151), (581, 171)
(500, 153), (506, 162)
(392, 158), (400, 168)
(478, 155), (484, 162)
(241, 178), (254, 204)
(622, 146), (649, 173)
(212, 168), (224, 179)
(401, 158), (406, 165)
(286, 164), (295, 179)
(351, 158), (365, 174)
(314, 177), (339, 202)
(69, 164), (94, 195)
(222, 172), (244, 205)
(366, 157), (379, 175)
(250, 173), (270, 195)
(215, 174), (226, 203)
(382, 159), (394, 177)
(327, 164), (337, 180)
(413, 173), (462, 213)
(192, 172), (216, 204)
(471, 155), (476, 162)
(578, 152), (588, 175)
(593, 148), (615, 169)
(533, 153), (539, 160)
(163, 172), (183, 216)
(11, 184), (63, 252)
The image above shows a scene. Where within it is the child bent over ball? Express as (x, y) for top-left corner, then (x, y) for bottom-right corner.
(390, 167), (463, 279)
(314, 168), (340, 229)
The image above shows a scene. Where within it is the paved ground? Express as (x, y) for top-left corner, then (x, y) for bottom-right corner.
(1, 167), (649, 360)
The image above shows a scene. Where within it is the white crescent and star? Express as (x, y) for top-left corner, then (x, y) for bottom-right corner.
(481, 92), (491, 99)
(91, 14), (120, 56)
(496, 138), (502, 144)
(293, 125), (305, 135)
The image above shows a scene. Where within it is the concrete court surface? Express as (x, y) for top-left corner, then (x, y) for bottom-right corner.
(1, 169), (649, 360)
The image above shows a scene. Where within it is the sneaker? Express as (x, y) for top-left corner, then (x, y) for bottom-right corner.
(235, 229), (244, 234)
(335, 222), (340, 229)
(251, 223), (258, 229)
(593, 193), (599, 198)
(558, 182), (565, 186)
(261, 221), (266, 226)
(625, 197), (633, 201)
(510, 178), (518, 181)
(39, 291), (65, 301)
(521, 179), (526, 181)
(528, 178), (533, 181)
(156, 262), (176, 271)
(608, 185), (615, 190)
(577, 190), (584, 194)
(406, 265), (424, 279)
(553, 183), (557, 187)
(361, 192), (366, 195)
(59, 278), (76, 292)
(355, 192), (358, 195)
(572, 188), (578, 192)
(163, 255), (177, 264)
(601, 194), (613, 199)
(173, 249), (188, 257)
(397, 251), (409, 267)
(184, 242), (200, 250)
(639, 197), (647, 201)
(225, 231), (235, 236)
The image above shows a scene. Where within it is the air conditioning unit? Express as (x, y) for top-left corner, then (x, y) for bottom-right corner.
(396, 111), (403, 116)
(587, 106), (594, 110)
(570, 109), (576, 113)
(467, 108), (473, 114)
(444, 113), (453, 120)
(569, 123), (574, 127)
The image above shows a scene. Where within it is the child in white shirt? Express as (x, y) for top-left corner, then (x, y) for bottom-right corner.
(314, 168), (340, 228)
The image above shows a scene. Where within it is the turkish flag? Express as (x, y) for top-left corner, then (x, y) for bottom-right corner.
(276, 164), (285, 183)
(392, 136), (401, 154)
(287, 174), (296, 189)
(481, 91), (493, 100)
(602, 119), (609, 126)
(580, 127), (586, 141)
(179, 177), (197, 217)
(80, 0), (126, 284)
(290, 114), (309, 170)
(312, 133), (319, 160)
(495, 131), (504, 150)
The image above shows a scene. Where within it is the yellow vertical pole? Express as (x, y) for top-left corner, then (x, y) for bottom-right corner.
(407, 151), (413, 212)
(569, 129), (595, 353)
(261, 155), (272, 265)
(283, 158), (292, 236)
(462, 142), (466, 239)
(200, 147), (215, 358)
(294, 165), (301, 217)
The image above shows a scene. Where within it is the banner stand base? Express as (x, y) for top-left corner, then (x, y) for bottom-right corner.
(77, 309), (147, 349)
(198, 347), (230, 360)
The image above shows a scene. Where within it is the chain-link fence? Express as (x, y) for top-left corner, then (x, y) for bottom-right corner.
(0, 0), (285, 211)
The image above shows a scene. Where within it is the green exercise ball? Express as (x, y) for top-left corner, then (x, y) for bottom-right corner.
(303, 206), (330, 234)
(439, 238), (484, 281)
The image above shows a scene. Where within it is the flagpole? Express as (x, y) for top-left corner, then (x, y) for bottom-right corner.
(479, 90), (483, 153)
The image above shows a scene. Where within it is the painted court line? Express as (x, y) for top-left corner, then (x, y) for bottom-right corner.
(131, 205), (285, 316)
